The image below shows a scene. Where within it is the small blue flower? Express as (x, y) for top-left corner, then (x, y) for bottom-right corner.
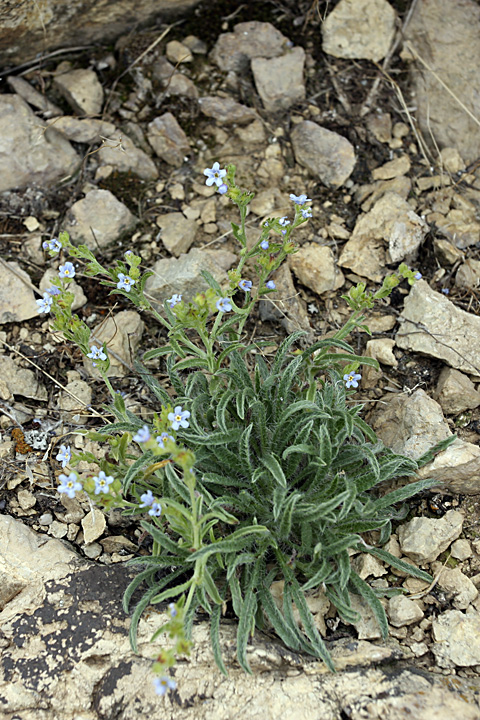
(153, 676), (176, 696)
(216, 297), (232, 313)
(238, 279), (252, 292)
(93, 470), (114, 495)
(148, 502), (162, 517)
(58, 262), (75, 279)
(42, 238), (62, 252)
(217, 183), (228, 194)
(441, 288), (450, 295)
(278, 216), (290, 227)
(56, 444), (72, 468)
(168, 406), (190, 431)
(344, 372), (362, 389)
(87, 345), (107, 362)
(168, 602), (178, 618)
(46, 286), (62, 296)
(301, 207), (312, 219)
(260, 239), (269, 250)
(265, 280), (276, 290)
(290, 194), (311, 205)
(124, 250), (134, 260)
(58, 472), (82, 499)
(139, 490), (155, 508)
(117, 273), (135, 292)
(133, 425), (151, 443)
(36, 293), (53, 314)
(167, 294), (182, 308)
(157, 432), (174, 449)
(204, 162), (226, 187)
(414, 271), (422, 280)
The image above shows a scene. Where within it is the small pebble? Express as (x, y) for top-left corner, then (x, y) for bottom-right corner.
(83, 542), (103, 559)
(39, 512), (53, 525)
(451, 538), (472, 561)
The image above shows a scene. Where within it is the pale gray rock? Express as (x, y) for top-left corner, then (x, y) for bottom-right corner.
(450, 539), (472, 561)
(6, 75), (62, 116)
(349, 593), (383, 639)
(371, 388), (451, 460)
(437, 208), (480, 250)
(87, 310), (145, 377)
(162, 72), (199, 100)
(210, 21), (289, 73)
(0, 260), (39, 323)
(198, 96), (258, 125)
(97, 132), (158, 180)
(396, 280), (480, 377)
(387, 596), (424, 627)
(339, 193), (427, 281)
(352, 554), (387, 580)
(405, 0), (480, 163)
(365, 338), (397, 367)
(48, 520), (68, 539)
(1, 515), (480, 719)
(398, 510), (464, 564)
(165, 39), (193, 63)
(322, 0), (396, 61)
(0, 94), (79, 193)
(17, 490), (36, 511)
(435, 367), (480, 415)
(58, 370), (93, 425)
(147, 112), (190, 167)
(372, 155), (411, 180)
(432, 608), (480, 668)
(145, 248), (237, 309)
(291, 121), (356, 188)
(415, 437), (480, 495)
(431, 563), (478, 610)
(251, 47), (306, 112)
(259, 263), (313, 341)
(156, 212), (197, 257)
(0, 354), (47, 401)
(53, 68), (104, 116)
(81, 507), (106, 544)
(40, 268), (86, 311)
(1, 0), (201, 66)
(63, 188), (137, 250)
(434, 238), (464, 265)
(288, 244), (345, 295)
(50, 116), (116, 143)
(455, 259), (480, 289)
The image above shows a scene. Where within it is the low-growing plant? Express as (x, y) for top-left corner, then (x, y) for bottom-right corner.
(41, 164), (453, 693)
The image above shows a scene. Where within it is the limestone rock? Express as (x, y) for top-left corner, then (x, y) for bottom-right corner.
(291, 121), (356, 188)
(435, 367), (480, 415)
(339, 193), (428, 280)
(387, 596), (424, 627)
(0, 354), (47, 401)
(147, 112), (190, 167)
(97, 132), (158, 180)
(87, 310), (145, 377)
(396, 280), (480, 377)
(6, 75), (62, 117)
(432, 608), (480, 668)
(156, 212), (197, 257)
(372, 155), (411, 180)
(251, 47), (306, 112)
(198, 96), (258, 125)
(81, 507), (107, 544)
(288, 244), (344, 295)
(431, 563), (478, 610)
(365, 338), (397, 367)
(349, 593), (383, 639)
(2, 1), (201, 64)
(450, 539), (472, 561)
(58, 370), (93, 425)
(0, 94), (79, 193)
(53, 68), (104, 116)
(455, 259), (480, 289)
(433, 238), (464, 265)
(398, 510), (464, 564)
(371, 388), (451, 460)
(210, 21), (288, 73)
(405, 0), (480, 163)
(0, 260), (39, 323)
(63, 188), (137, 249)
(165, 39), (193, 64)
(323, 0), (396, 61)
(437, 208), (480, 249)
(145, 248), (237, 309)
(415, 437), (480, 495)
(51, 116), (116, 144)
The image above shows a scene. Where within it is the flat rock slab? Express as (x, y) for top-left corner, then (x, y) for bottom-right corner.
(1, 515), (479, 720)
(0, 261), (38, 323)
(0, 94), (79, 193)
(405, 0), (480, 164)
(396, 280), (480, 377)
(322, 0), (396, 61)
(291, 121), (356, 188)
(251, 47), (306, 112)
(63, 188), (137, 249)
